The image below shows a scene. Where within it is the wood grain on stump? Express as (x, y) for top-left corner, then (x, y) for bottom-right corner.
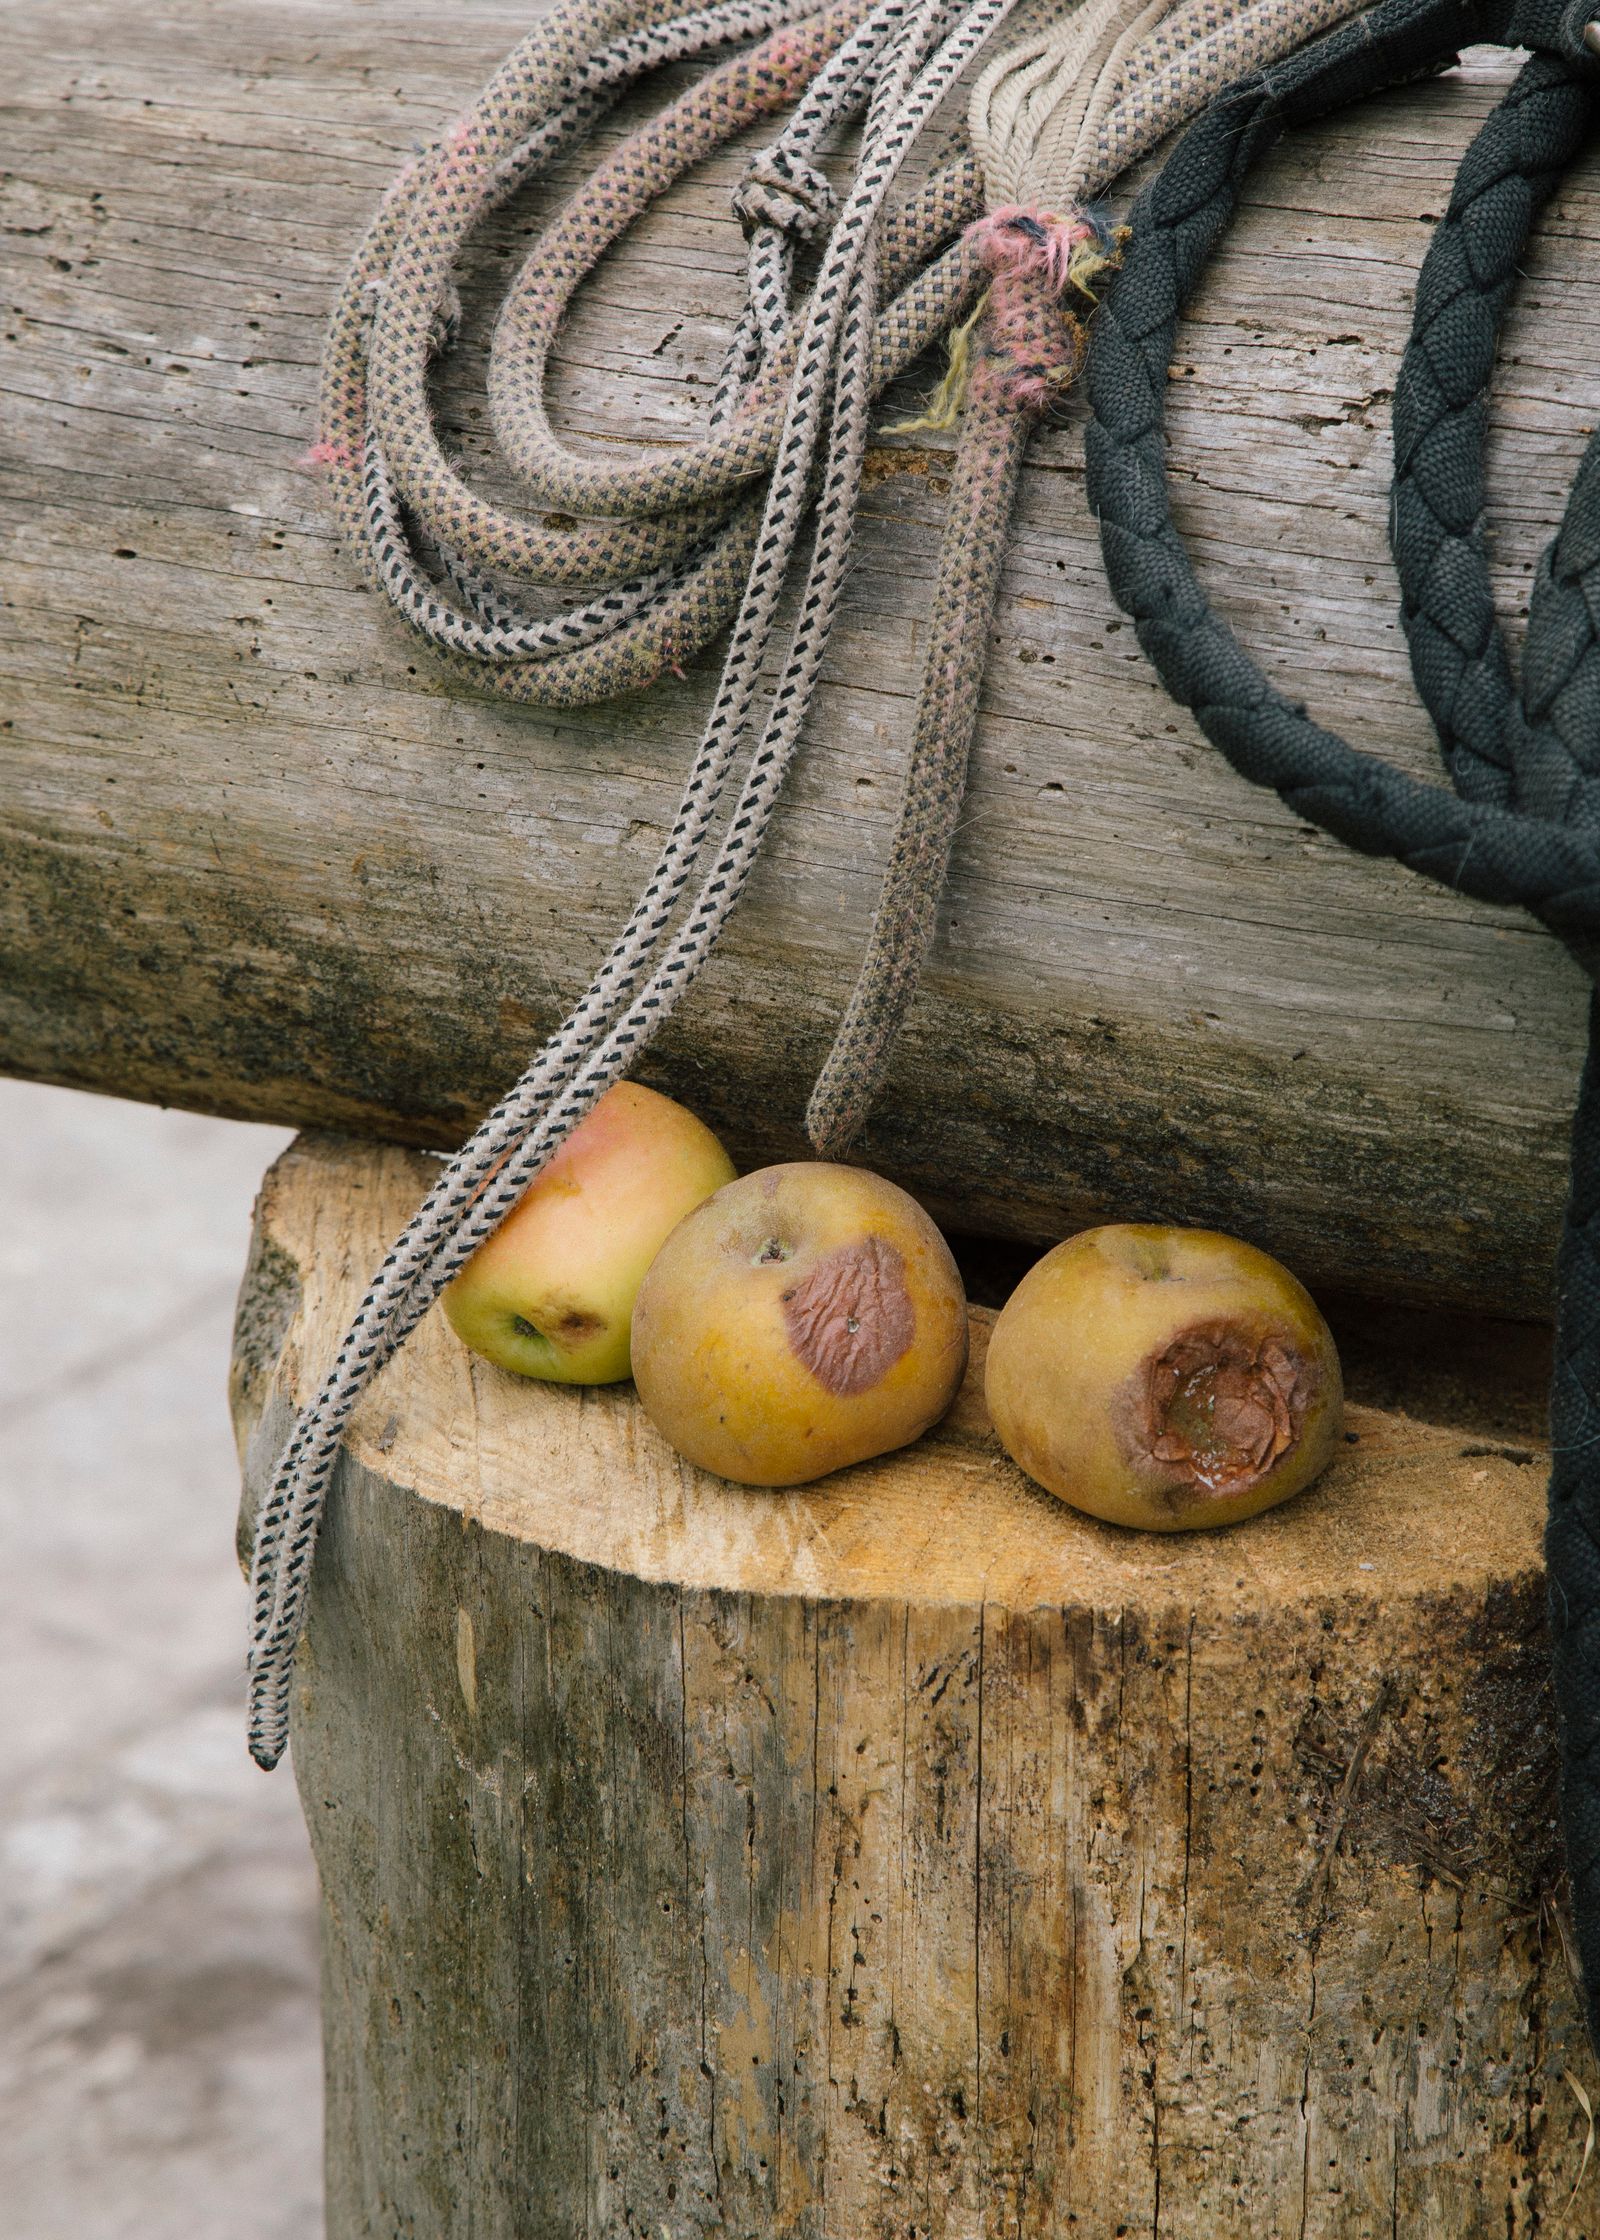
(233, 1134), (1599, 2237)
(5, 8), (1600, 1313)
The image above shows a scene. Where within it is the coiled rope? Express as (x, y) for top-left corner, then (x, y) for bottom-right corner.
(254, 0), (1369, 1768)
(1081, 0), (1600, 2036)
(254, 0), (1024, 1769)
(315, 0), (988, 701)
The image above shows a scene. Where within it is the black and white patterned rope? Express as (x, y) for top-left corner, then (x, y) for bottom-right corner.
(248, 0), (1024, 1768)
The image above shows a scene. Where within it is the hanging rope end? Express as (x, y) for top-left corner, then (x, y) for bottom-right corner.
(246, 1682), (291, 1773)
(805, 1070), (870, 1162)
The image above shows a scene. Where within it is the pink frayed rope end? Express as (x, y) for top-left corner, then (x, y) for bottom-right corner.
(945, 202), (1124, 417)
(298, 438), (354, 473)
(970, 205), (1096, 296)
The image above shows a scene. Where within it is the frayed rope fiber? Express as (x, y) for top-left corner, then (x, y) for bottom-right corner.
(969, 204), (1119, 411)
(890, 203), (1120, 430)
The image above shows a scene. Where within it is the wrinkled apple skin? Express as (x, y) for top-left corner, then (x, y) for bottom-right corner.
(985, 1225), (1343, 1532)
(631, 1163), (969, 1486)
(442, 1083), (736, 1384)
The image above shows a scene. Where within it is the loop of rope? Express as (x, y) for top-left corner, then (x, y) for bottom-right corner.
(1082, 0), (1600, 922)
(250, 0), (1024, 1769)
(1080, 0), (1600, 2036)
(1393, 54), (1600, 830)
(314, 0), (995, 703)
(731, 140), (841, 231)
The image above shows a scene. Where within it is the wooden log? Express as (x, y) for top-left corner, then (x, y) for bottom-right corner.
(234, 1131), (1596, 2236)
(5, 7), (1600, 1313)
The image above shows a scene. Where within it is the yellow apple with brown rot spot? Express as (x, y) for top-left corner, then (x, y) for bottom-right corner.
(442, 1083), (736, 1384)
(630, 1162), (969, 1486)
(985, 1223), (1343, 1531)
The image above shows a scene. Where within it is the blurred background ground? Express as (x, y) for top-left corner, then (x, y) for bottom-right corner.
(0, 1078), (320, 2239)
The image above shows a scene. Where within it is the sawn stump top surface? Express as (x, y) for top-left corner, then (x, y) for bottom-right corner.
(247, 1134), (1550, 1615)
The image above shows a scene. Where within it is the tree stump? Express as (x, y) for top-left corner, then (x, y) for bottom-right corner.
(234, 1134), (1598, 2237)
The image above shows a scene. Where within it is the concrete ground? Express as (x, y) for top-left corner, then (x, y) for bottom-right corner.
(0, 1078), (321, 2239)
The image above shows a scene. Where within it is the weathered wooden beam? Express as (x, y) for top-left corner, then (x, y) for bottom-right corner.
(233, 1132), (1592, 2237)
(3, 7), (1597, 1311)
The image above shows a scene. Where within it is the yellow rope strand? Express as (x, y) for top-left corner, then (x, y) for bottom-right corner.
(884, 291), (989, 431)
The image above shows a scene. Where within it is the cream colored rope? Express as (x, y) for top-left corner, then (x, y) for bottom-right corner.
(972, 0), (1366, 206)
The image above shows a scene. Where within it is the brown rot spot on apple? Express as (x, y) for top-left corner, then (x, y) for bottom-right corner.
(986, 1225), (1341, 1530)
(510, 1308), (602, 1351)
(780, 1235), (916, 1397)
(1138, 1322), (1312, 1496)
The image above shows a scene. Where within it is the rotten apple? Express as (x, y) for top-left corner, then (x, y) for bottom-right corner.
(630, 1162), (968, 1485)
(985, 1224), (1343, 1530)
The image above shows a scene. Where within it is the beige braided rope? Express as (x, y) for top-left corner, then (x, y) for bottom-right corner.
(251, 0), (1025, 1768)
(806, 0), (1375, 1149)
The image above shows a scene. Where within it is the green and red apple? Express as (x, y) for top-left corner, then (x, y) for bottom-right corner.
(442, 1082), (736, 1384)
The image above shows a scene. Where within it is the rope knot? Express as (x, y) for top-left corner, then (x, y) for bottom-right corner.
(888, 203), (1121, 434)
(971, 202), (1121, 296)
(731, 146), (837, 240)
(969, 204), (1121, 415)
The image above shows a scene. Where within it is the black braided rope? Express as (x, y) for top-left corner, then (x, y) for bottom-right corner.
(1395, 56), (1598, 816)
(1084, 0), (1600, 2041)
